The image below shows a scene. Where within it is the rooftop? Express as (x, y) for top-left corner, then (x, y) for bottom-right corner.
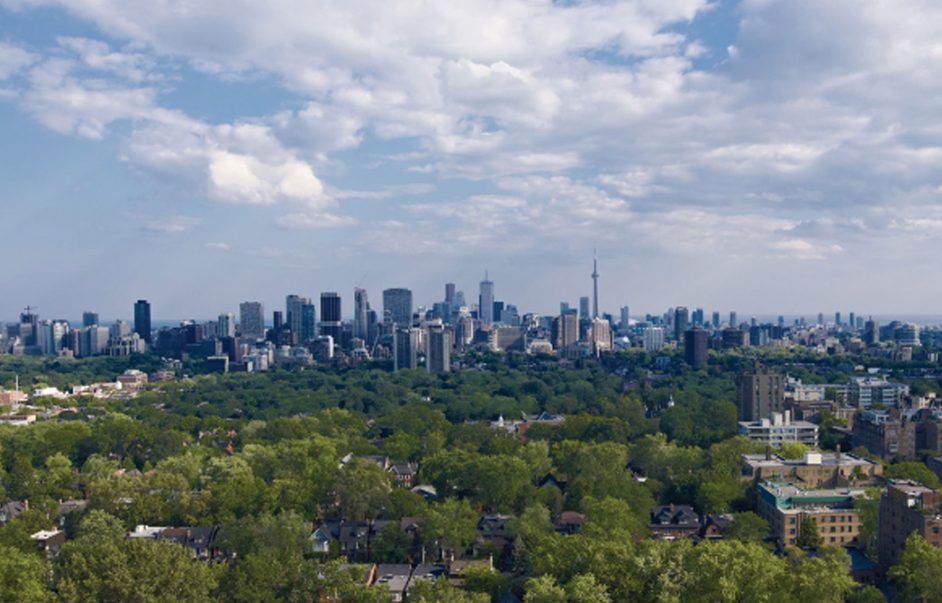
(743, 452), (875, 469)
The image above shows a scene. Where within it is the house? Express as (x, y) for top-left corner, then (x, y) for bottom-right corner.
(388, 462), (419, 489)
(0, 500), (27, 525)
(447, 558), (493, 587)
(372, 564), (413, 602)
(406, 563), (447, 592)
(31, 529), (65, 556)
(339, 521), (372, 560)
(698, 514), (734, 541)
(474, 514), (515, 558)
(156, 526), (223, 561)
(649, 505), (701, 540)
(537, 473), (567, 493)
(554, 511), (585, 535)
(311, 521), (341, 554)
(411, 485), (437, 500)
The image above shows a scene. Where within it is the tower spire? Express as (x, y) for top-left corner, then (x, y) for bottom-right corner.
(591, 247), (599, 319)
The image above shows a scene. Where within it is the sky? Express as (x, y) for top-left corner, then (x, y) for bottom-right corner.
(2, 0), (942, 321)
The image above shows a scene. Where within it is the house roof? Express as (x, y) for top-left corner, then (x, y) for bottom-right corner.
(651, 505), (700, 526)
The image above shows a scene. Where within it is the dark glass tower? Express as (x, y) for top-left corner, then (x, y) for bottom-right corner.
(320, 292), (342, 341)
(134, 300), (152, 343)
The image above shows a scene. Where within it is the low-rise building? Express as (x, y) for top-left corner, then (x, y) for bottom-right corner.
(649, 505), (701, 540)
(738, 411), (818, 447)
(878, 481), (942, 569)
(757, 481), (865, 547)
(741, 450), (882, 488)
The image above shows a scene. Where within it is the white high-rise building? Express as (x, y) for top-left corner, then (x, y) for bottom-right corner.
(643, 326), (666, 351)
(218, 313), (236, 338)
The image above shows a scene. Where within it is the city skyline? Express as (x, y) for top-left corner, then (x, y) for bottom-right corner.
(3, 2), (942, 318)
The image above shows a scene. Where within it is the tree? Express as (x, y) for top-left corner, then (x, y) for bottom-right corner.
(463, 566), (511, 601)
(786, 547), (856, 603)
(56, 539), (220, 603)
(423, 498), (478, 560)
(371, 523), (411, 564)
(566, 573), (612, 603)
(889, 533), (942, 602)
(796, 517), (823, 549)
(846, 586), (886, 603)
(722, 512), (769, 544)
(334, 459), (392, 520)
(885, 462), (942, 489)
(408, 579), (489, 602)
(0, 543), (50, 602)
(524, 575), (567, 603)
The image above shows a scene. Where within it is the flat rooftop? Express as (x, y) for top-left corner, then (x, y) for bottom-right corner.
(743, 452), (876, 468)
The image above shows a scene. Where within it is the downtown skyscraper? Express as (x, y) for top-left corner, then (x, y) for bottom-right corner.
(239, 302), (265, 341)
(383, 288), (413, 326)
(479, 273), (495, 326)
(353, 288), (369, 341)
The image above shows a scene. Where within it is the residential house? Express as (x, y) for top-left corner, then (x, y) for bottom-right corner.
(649, 505), (701, 540)
(554, 511), (585, 535)
(31, 529), (65, 556)
(0, 500), (27, 525)
(372, 564), (412, 603)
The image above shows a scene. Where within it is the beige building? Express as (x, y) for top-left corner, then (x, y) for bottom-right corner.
(742, 450), (883, 488)
(757, 481), (866, 547)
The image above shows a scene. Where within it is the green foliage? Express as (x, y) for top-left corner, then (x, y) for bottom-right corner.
(0, 543), (51, 602)
(722, 512), (769, 543)
(796, 517), (823, 549)
(885, 461), (942, 489)
(889, 533), (942, 602)
(55, 538), (221, 603)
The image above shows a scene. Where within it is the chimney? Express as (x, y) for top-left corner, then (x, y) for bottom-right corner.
(23, 499), (28, 511)
(765, 445), (772, 461)
(835, 444), (841, 463)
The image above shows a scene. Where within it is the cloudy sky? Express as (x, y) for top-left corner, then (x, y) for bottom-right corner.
(1, 0), (941, 321)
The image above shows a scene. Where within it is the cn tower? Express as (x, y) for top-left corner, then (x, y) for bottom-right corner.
(591, 249), (599, 319)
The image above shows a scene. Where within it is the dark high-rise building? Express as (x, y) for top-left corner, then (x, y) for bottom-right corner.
(729, 311), (738, 328)
(674, 306), (689, 343)
(864, 318), (880, 345)
(684, 328), (708, 369)
(835, 312), (842, 326)
(353, 288), (369, 341)
(272, 311), (284, 333)
(239, 302), (265, 341)
(579, 296), (590, 321)
(394, 327), (419, 371)
(82, 311), (99, 327)
(712, 311), (721, 329)
(383, 288), (413, 326)
(134, 300), (151, 344)
(300, 302), (316, 342)
(738, 365), (784, 421)
(426, 323), (451, 373)
(691, 308), (704, 327)
(320, 292), (342, 341)
(722, 327), (747, 349)
(445, 283), (456, 305)
(286, 294), (307, 343)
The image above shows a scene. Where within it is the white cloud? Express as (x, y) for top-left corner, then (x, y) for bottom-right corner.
(0, 41), (37, 79)
(205, 241), (231, 251)
(142, 215), (200, 233)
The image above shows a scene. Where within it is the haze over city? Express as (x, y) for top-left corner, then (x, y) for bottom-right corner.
(2, 0), (942, 318)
